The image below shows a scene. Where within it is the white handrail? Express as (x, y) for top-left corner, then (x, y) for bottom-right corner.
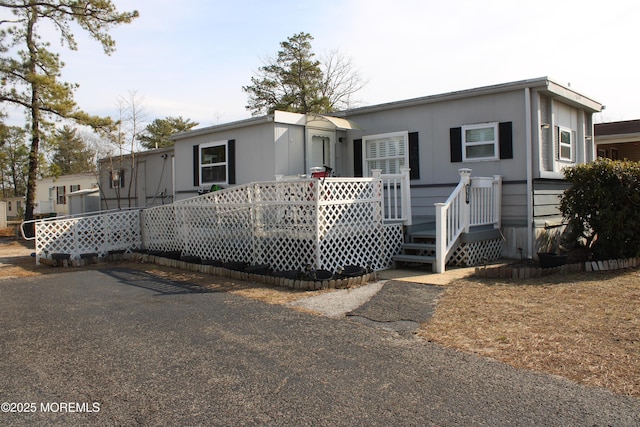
(434, 169), (502, 273)
(435, 169), (471, 273)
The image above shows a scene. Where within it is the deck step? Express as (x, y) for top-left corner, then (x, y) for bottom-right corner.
(408, 230), (436, 241)
(402, 243), (436, 252)
(392, 254), (436, 264)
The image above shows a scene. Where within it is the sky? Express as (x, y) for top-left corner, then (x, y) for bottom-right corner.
(3, 0), (640, 129)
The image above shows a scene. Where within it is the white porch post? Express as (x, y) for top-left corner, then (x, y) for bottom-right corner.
(434, 202), (446, 273)
(400, 167), (412, 226)
(460, 168), (472, 233)
(372, 169), (383, 221)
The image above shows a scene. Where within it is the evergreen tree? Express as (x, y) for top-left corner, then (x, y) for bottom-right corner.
(0, 0), (138, 225)
(243, 32), (365, 116)
(48, 125), (96, 176)
(138, 116), (199, 150)
(0, 124), (29, 197)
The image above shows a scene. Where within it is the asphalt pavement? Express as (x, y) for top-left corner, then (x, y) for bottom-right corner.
(1, 267), (639, 426)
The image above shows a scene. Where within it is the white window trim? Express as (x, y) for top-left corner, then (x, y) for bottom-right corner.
(362, 131), (409, 176)
(462, 122), (499, 162)
(558, 126), (573, 162)
(200, 140), (228, 185)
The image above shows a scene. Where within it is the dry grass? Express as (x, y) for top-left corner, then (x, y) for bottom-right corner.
(419, 271), (640, 397)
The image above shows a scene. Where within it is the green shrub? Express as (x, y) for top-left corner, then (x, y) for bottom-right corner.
(560, 158), (640, 260)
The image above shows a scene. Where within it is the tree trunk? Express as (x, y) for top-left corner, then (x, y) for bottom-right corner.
(23, 7), (40, 237)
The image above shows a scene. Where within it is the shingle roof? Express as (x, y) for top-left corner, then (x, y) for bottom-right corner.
(595, 119), (640, 136)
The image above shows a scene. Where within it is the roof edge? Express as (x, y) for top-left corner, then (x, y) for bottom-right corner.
(332, 77), (603, 116)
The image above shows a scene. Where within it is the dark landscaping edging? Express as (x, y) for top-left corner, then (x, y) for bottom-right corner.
(39, 252), (375, 291)
(474, 256), (640, 279)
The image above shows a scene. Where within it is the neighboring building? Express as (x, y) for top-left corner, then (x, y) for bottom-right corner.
(4, 196), (25, 221)
(68, 188), (101, 215)
(0, 201), (6, 228)
(171, 77), (602, 258)
(34, 173), (98, 217)
(595, 119), (640, 161)
(97, 146), (174, 210)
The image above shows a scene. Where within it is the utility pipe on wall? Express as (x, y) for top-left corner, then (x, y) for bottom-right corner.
(524, 88), (534, 258)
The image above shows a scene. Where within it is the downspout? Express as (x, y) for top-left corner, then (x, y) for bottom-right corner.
(524, 88), (534, 258)
(171, 156), (176, 203)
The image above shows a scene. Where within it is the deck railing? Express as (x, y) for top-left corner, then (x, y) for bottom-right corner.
(372, 168), (412, 225)
(434, 169), (502, 273)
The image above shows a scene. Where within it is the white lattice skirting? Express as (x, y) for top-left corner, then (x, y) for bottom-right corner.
(447, 238), (503, 267)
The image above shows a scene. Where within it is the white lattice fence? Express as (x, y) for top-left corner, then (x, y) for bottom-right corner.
(32, 178), (402, 272)
(141, 178), (401, 272)
(35, 210), (141, 264)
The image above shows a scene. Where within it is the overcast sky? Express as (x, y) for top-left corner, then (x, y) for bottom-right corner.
(3, 0), (639, 128)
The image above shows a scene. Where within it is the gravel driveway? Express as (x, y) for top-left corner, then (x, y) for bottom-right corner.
(1, 268), (639, 426)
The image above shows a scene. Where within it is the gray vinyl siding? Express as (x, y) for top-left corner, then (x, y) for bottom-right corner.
(274, 124), (305, 177)
(501, 182), (528, 228)
(406, 185), (458, 218)
(173, 121), (283, 199)
(345, 89), (528, 186)
(533, 179), (569, 227)
(539, 94), (553, 172)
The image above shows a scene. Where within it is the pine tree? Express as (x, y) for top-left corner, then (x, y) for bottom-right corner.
(243, 32), (365, 116)
(138, 116), (199, 150)
(48, 125), (96, 176)
(0, 0), (138, 226)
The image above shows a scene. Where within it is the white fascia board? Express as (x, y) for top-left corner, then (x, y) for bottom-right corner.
(545, 80), (603, 112)
(273, 110), (306, 125)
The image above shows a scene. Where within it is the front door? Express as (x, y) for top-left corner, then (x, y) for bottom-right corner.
(307, 130), (335, 174)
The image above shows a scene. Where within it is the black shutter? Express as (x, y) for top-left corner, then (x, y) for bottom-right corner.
(408, 132), (420, 180)
(120, 169), (125, 188)
(450, 127), (462, 162)
(353, 138), (363, 177)
(109, 171), (113, 189)
(499, 122), (513, 159)
(193, 145), (200, 187)
(227, 139), (236, 185)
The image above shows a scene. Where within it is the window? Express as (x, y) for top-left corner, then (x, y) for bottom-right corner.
(558, 126), (574, 161)
(200, 141), (228, 184)
(109, 170), (125, 188)
(363, 131), (408, 176)
(8, 201), (11, 211)
(56, 186), (66, 205)
(70, 184), (81, 193)
(610, 148), (619, 160)
(462, 122), (499, 161)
